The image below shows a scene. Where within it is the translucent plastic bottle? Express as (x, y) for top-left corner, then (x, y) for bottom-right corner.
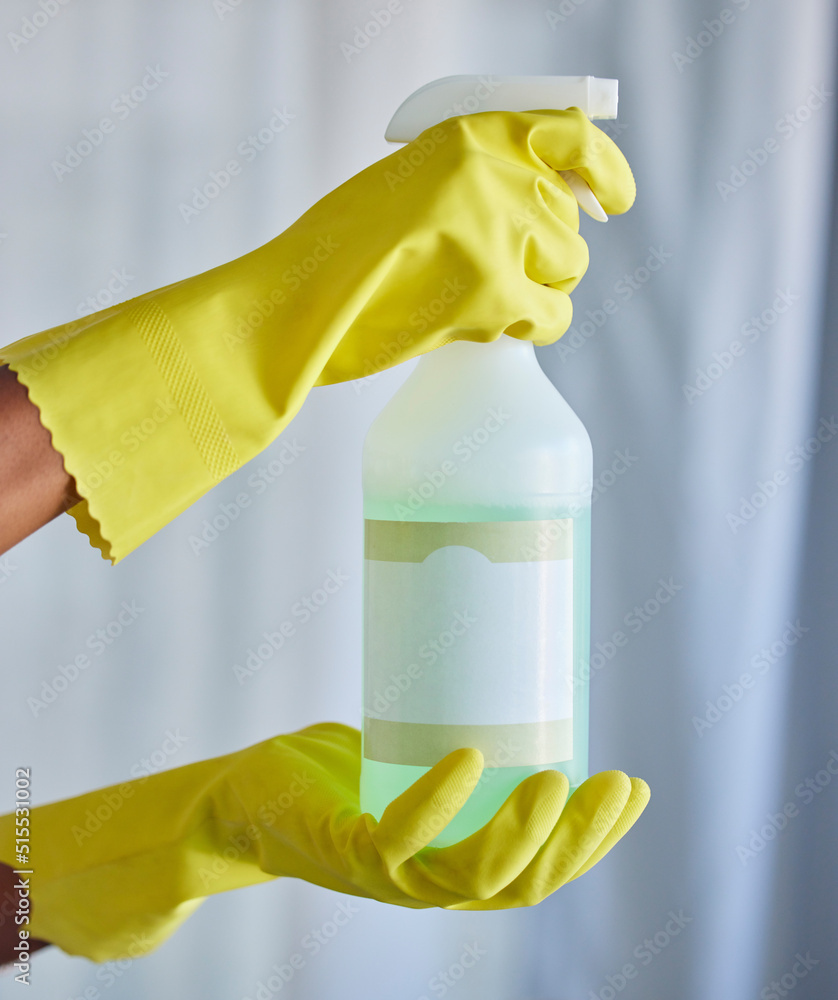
(361, 335), (592, 845)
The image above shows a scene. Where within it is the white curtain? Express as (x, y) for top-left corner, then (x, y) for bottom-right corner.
(1, 1), (836, 997)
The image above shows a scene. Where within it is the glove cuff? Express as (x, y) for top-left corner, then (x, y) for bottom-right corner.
(0, 749), (276, 962)
(0, 249), (302, 563)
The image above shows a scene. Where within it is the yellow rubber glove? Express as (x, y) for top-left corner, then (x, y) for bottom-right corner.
(0, 108), (634, 564)
(0, 723), (649, 963)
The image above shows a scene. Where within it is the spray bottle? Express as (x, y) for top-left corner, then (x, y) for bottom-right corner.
(360, 76), (618, 846)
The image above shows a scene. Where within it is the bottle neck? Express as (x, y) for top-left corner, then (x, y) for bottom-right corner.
(415, 335), (539, 378)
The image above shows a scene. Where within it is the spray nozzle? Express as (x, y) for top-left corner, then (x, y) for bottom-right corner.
(385, 74), (618, 222)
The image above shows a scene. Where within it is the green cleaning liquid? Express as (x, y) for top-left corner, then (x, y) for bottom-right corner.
(360, 336), (592, 847)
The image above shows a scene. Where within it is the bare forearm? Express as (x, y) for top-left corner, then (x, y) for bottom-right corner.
(0, 861), (50, 965)
(0, 365), (80, 556)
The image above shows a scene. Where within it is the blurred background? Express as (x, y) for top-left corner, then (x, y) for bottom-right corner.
(1, 0), (837, 997)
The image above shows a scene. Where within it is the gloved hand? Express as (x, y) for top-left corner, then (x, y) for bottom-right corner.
(0, 108), (634, 564)
(0, 723), (649, 963)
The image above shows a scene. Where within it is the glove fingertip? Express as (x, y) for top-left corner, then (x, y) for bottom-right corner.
(613, 777), (651, 836)
(427, 747), (484, 796)
(577, 769), (633, 800)
(520, 769), (570, 842)
(599, 167), (636, 216)
(630, 776), (651, 807)
(446, 746), (485, 772)
(493, 768), (569, 840)
(565, 774), (651, 885)
(374, 748), (484, 863)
